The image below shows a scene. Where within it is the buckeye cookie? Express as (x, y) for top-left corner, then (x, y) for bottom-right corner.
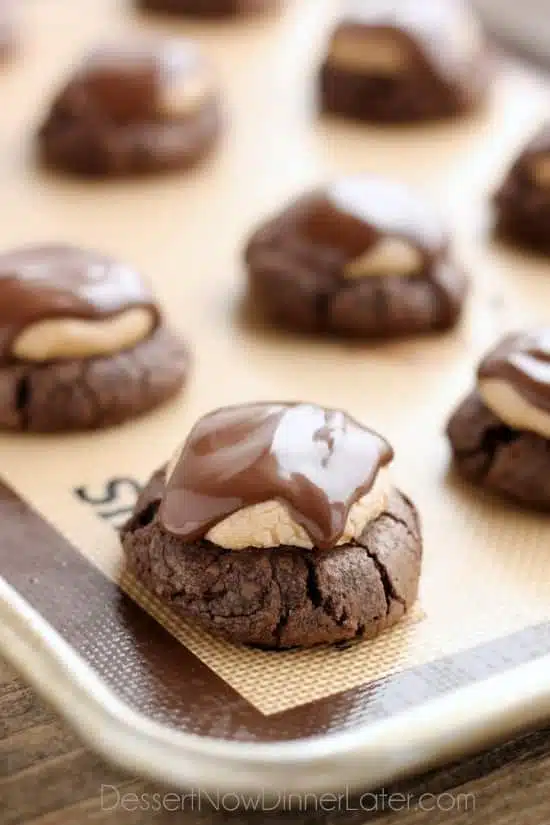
(137, 0), (278, 17)
(121, 402), (423, 649)
(447, 330), (550, 508)
(38, 40), (221, 177)
(494, 124), (550, 255)
(245, 176), (467, 338)
(0, 245), (189, 432)
(320, 0), (489, 123)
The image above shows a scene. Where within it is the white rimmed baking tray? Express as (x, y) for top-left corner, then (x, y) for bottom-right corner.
(1, 0), (550, 795)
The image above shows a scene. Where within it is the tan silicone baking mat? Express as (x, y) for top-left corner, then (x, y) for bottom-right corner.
(1, 0), (550, 734)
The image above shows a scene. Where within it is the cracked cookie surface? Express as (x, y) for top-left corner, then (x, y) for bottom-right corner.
(121, 470), (422, 648)
(245, 214), (466, 338)
(0, 325), (189, 432)
(447, 391), (550, 509)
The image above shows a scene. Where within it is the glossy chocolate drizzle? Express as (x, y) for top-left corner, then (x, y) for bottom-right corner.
(334, 0), (481, 89)
(478, 331), (550, 414)
(0, 245), (158, 363)
(65, 41), (206, 124)
(295, 177), (445, 267)
(160, 402), (393, 550)
(290, 176), (463, 323)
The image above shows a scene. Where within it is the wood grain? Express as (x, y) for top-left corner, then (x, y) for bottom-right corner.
(1, 657), (550, 825)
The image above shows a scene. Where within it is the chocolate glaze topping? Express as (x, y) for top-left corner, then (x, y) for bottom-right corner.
(334, 0), (482, 89)
(478, 331), (550, 414)
(0, 245), (159, 363)
(293, 177), (463, 321)
(160, 402), (393, 550)
(295, 177), (445, 265)
(59, 40), (208, 124)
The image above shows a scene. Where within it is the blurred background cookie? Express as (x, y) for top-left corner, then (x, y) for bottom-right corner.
(245, 176), (467, 338)
(447, 330), (550, 508)
(122, 401), (422, 649)
(0, 245), (189, 432)
(136, 0), (279, 18)
(320, 0), (490, 123)
(38, 40), (222, 177)
(494, 124), (550, 255)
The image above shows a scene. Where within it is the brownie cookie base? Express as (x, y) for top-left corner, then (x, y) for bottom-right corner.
(447, 391), (550, 509)
(121, 475), (422, 649)
(137, 0), (277, 17)
(0, 325), (189, 433)
(246, 221), (467, 338)
(494, 177), (550, 255)
(38, 99), (221, 178)
(319, 63), (483, 124)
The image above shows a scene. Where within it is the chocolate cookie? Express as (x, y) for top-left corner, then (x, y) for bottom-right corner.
(121, 402), (422, 649)
(319, 0), (489, 124)
(0, 245), (189, 432)
(494, 124), (550, 255)
(38, 40), (221, 178)
(245, 176), (467, 338)
(447, 330), (550, 508)
(137, 0), (277, 17)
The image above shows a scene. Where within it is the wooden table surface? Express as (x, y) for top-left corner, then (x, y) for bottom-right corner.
(2, 656), (550, 825)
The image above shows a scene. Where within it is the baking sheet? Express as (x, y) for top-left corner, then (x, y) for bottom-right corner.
(1, 0), (550, 792)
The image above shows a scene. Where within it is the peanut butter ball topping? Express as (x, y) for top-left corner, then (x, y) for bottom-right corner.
(160, 402), (394, 550)
(0, 245), (159, 363)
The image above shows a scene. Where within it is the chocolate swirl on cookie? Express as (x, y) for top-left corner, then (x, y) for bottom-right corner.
(160, 402), (393, 550)
(294, 178), (444, 272)
(329, 0), (483, 92)
(62, 41), (213, 124)
(286, 178), (459, 325)
(0, 245), (159, 363)
(478, 331), (550, 414)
